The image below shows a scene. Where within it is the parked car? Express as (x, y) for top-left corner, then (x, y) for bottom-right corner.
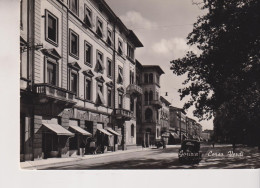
(178, 140), (202, 164)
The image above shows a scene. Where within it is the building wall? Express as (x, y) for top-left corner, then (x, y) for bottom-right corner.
(20, 0), (142, 161)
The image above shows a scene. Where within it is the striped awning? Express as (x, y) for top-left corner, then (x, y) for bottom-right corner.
(106, 128), (121, 136)
(69, 125), (92, 136)
(42, 123), (74, 136)
(97, 128), (112, 136)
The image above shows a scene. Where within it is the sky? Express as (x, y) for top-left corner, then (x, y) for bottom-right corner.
(106, 0), (213, 130)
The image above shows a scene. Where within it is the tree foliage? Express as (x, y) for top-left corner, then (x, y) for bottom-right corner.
(170, 0), (260, 129)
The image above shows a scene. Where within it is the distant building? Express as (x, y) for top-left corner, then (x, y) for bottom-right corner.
(159, 96), (171, 144)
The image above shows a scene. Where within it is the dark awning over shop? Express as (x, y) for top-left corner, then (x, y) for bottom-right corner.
(69, 125), (92, 136)
(97, 128), (112, 136)
(170, 132), (180, 139)
(42, 123), (74, 136)
(106, 128), (121, 136)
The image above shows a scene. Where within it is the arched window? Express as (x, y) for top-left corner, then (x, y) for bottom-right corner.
(145, 108), (153, 121)
(131, 124), (135, 137)
(130, 97), (134, 111)
(149, 91), (153, 101)
(149, 73), (153, 83)
(144, 91), (149, 103)
(144, 73), (148, 83)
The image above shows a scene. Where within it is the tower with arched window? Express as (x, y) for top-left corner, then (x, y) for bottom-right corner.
(135, 62), (165, 147)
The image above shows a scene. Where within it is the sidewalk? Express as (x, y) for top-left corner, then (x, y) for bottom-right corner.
(20, 147), (152, 170)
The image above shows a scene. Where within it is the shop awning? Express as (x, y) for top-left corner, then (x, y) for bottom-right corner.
(106, 128), (121, 136)
(97, 128), (112, 136)
(170, 132), (180, 139)
(69, 125), (92, 136)
(42, 123), (74, 136)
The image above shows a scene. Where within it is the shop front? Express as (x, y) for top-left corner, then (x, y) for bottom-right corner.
(41, 122), (74, 159)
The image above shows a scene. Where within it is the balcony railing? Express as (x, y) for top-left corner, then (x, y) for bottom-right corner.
(114, 108), (133, 120)
(151, 100), (163, 108)
(126, 84), (143, 96)
(34, 83), (76, 105)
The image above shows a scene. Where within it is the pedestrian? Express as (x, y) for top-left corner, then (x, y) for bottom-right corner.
(80, 141), (86, 157)
(212, 141), (215, 148)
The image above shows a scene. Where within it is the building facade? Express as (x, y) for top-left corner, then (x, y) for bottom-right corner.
(20, 0), (143, 161)
(159, 96), (171, 144)
(135, 61), (165, 147)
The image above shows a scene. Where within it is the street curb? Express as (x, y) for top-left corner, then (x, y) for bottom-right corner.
(20, 147), (153, 170)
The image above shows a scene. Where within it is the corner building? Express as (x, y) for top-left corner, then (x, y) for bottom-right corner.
(20, 0), (143, 161)
(135, 61), (165, 147)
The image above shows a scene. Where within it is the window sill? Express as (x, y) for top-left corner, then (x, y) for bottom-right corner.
(46, 38), (58, 47)
(69, 52), (79, 60)
(85, 62), (92, 68)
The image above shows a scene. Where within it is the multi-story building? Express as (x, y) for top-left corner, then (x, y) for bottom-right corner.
(135, 61), (165, 147)
(169, 106), (187, 143)
(159, 96), (171, 144)
(20, 0), (143, 161)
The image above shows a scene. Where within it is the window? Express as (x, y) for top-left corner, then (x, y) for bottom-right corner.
(118, 93), (123, 108)
(130, 70), (134, 84)
(84, 6), (92, 27)
(20, 0), (23, 29)
(69, 30), (79, 58)
(70, 72), (78, 95)
(96, 82), (105, 105)
(107, 88), (112, 107)
(85, 41), (92, 66)
(45, 10), (58, 46)
(69, 0), (78, 15)
(130, 97), (134, 111)
(131, 124), (135, 137)
(144, 91), (149, 105)
(149, 73), (153, 83)
(144, 73), (148, 83)
(85, 78), (91, 101)
(46, 60), (57, 86)
(145, 108), (153, 121)
(149, 91), (153, 101)
(107, 29), (113, 46)
(157, 128), (159, 138)
(118, 66), (123, 84)
(96, 18), (103, 38)
(96, 51), (105, 73)
(127, 44), (134, 60)
(107, 58), (112, 78)
(118, 40), (123, 55)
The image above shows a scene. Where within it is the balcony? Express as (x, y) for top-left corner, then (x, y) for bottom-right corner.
(114, 108), (133, 120)
(151, 100), (163, 109)
(34, 83), (76, 106)
(126, 84), (143, 96)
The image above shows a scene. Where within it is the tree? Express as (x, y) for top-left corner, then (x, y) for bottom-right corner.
(170, 0), (260, 145)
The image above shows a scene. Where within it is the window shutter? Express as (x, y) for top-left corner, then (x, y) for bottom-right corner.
(97, 90), (105, 105)
(85, 12), (93, 27)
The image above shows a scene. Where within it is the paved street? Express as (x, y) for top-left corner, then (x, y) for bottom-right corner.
(39, 144), (260, 170)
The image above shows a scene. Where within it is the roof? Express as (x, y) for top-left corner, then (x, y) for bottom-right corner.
(97, 0), (143, 48)
(127, 30), (143, 47)
(160, 96), (171, 106)
(142, 65), (165, 75)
